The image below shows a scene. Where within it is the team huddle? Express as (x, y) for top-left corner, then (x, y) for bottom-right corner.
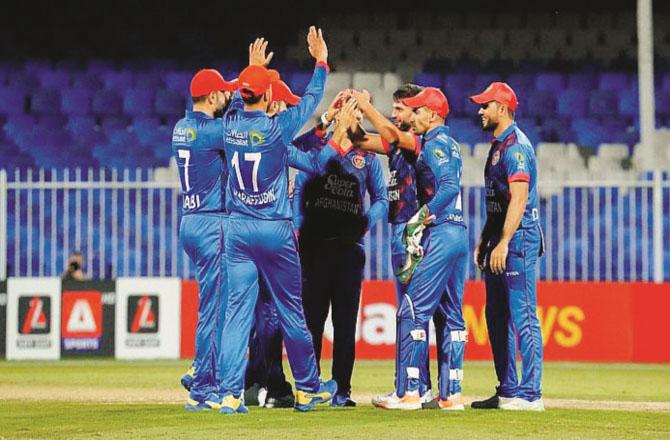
(172, 26), (545, 414)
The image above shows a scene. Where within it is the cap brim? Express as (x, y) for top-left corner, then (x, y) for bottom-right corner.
(400, 96), (422, 109)
(469, 93), (494, 104)
(285, 95), (300, 106)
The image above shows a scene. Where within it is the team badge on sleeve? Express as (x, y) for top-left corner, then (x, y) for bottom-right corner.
(352, 154), (366, 169)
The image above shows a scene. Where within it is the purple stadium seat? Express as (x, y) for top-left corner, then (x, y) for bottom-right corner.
(540, 116), (573, 142)
(474, 74), (498, 90)
(445, 91), (469, 117)
(123, 88), (156, 116)
(566, 72), (597, 91)
(662, 73), (670, 91)
(449, 117), (489, 144)
(589, 90), (618, 116)
(132, 117), (161, 145)
(618, 89), (639, 117)
(86, 60), (116, 74)
(101, 115), (131, 130)
(65, 116), (106, 147)
(3, 115), (35, 140)
(38, 115), (68, 130)
(101, 71), (134, 91)
(0, 86), (27, 114)
(154, 89), (186, 117)
(557, 90), (588, 117)
(61, 88), (93, 115)
(92, 89), (123, 116)
(30, 88), (62, 115)
(413, 72), (442, 88)
(506, 73), (535, 95)
(163, 71), (192, 92)
(8, 71), (39, 90)
(525, 90), (557, 117)
(599, 72), (629, 91)
(535, 72), (565, 92)
(656, 90), (670, 117)
(38, 70), (71, 88)
(71, 73), (104, 90)
(444, 73), (476, 96)
(134, 72), (164, 90)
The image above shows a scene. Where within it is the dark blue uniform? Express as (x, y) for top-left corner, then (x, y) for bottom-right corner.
(395, 126), (468, 401)
(293, 132), (388, 401)
(483, 122), (544, 402)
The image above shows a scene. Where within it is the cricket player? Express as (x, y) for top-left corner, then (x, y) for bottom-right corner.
(293, 95), (388, 407)
(211, 27), (341, 415)
(372, 87), (468, 410)
(469, 82), (545, 411)
(244, 78), (304, 409)
(173, 68), (237, 411)
(349, 85), (444, 405)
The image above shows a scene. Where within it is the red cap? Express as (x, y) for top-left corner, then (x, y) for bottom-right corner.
(238, 65), (280, 98)
(401, 87), (449, 118)
(271, 80), (300, 106)
(469, 82), (518, 111)
(190, 69), (236, 97)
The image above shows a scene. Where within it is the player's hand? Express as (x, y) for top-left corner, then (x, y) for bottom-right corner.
(489, 241), (509, 275)
(351, 89), (371, 111)
(249, 37), (273, 67)
(322, 90), (351, 125)
(307, 26), (328, 63)
(334, 97), (358, 131)
(474, 239), (487, 270)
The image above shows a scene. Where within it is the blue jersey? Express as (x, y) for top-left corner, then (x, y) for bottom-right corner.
(293, 135), (388, 243)
(222, 63), (328, 220)
(414, 125), (465, 227)
(484, 122), (539, 233)
(172, 110), (228, 215)
(384, 135), (420, 225)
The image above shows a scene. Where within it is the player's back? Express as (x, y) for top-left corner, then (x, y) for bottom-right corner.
(223, 110), (292, 220)
(172, 111), (228, 214)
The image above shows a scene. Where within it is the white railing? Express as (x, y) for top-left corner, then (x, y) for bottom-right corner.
(0, 168), (667, 282)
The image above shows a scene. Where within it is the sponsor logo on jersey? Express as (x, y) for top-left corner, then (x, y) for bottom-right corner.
(127, 295), (159, 334)
(19, 296), (50, 335)
(186, 128), (197, 142)
(352, 154), (366, 169)
(173, 126), (197, 143)
(250, 131), (265, 146)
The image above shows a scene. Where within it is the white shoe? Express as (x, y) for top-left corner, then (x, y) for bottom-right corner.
(372, 390), (422, 410)
(499, 397), (545, 411)
(257, 387), (267, 408)
(420, 389), (434, 404)
(437, 392), (465, 411)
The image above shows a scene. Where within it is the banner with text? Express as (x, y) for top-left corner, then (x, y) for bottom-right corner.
(6, 278), (62, 360)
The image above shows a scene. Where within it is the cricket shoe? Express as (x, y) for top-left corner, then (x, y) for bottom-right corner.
(219, 395), (249, 415)
(244, 383), (268, 407)
(471, 394), (500, 409)
(265, 392), (295, 408)
(294, 379), (337, 412)
(204, 393), (224, 410)
(499, 397), (545, 411)
(184, 397), (211, 412)
(437, 393), (465, 411)
(420, 389), (440, 409)
(372, 391), (421, 410)
(330, 393), (357, 407)
(180, 366), (195, 392)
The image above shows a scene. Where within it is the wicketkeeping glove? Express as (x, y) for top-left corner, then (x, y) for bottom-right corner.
(396, 205), (435, 284)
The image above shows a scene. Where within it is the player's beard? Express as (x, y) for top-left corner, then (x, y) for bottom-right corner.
(396, 121), (412, 132)
(213, 100), (230, 118)
(482, 118), (497, 132)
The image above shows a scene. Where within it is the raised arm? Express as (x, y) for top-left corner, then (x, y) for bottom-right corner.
(278, 26), (329, 143)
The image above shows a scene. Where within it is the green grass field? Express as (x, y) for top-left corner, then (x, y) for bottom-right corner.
(1, 359), (669, 439)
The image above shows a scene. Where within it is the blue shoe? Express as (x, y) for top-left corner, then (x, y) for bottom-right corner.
(181, 366), (195, 392)
(295, 380), (337, 412)
(219, 395), (249, 415)
(184, 397), (211, 412)
(330, 393), (357, 407)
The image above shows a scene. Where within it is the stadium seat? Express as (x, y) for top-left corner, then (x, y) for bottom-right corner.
(30, 88), (61, 115)
(572, 117), (607, 149)
(656, 90), (670, 117)
(589, 90), (619, 116)
(286, 72), (312, 95)
(413, 72), (442, 88)
(61, 88), (93, 115)
(557, 90), (588, 117)
(567, 72), (597, 91)
(535, 73), (565, 92)
(526, 90), (557, 117)
(599, 72), (630, 91)
(163, 71), (192, 92)
(619, 89), (639, 117)
(154, 89), (186, 118)
(92, 89), (124, 116)
(0, 86), (27, 114)
(38, 70), (71, 88)
(123, 88), (156, 116)
(101, 70), (135, 92)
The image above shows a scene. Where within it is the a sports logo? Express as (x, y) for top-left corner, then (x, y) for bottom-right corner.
(127, 295), (159, 334)
(185, 128), (197, 142)
(62, 291), (102, 338)
(352, 154), (366, 169)
(18, 296), (50, 335)
(250, 130), (265, 146)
